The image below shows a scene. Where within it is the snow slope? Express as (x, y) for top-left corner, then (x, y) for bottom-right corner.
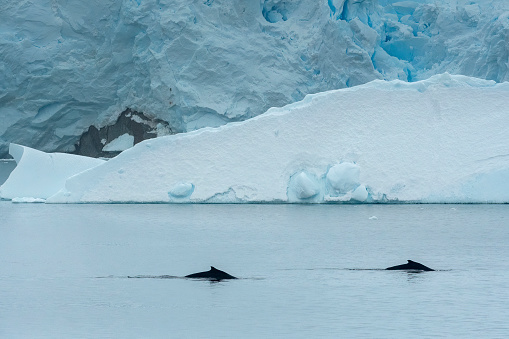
(33, 74), (509, 204)
(1, 0), (509, 157)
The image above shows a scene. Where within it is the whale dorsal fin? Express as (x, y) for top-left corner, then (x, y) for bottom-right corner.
(211, 266), (217, 271)
(408, 260), (414, 263)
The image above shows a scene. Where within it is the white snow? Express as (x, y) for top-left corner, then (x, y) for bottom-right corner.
(2, 0), (509, 157)
(32, 74), (509, 204)
(0, 144), (105, 200)
(102, 133), (135, 152)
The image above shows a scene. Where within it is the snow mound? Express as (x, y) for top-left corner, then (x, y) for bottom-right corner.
(0, 144), (105, 200)
(42, 74), (509, 204)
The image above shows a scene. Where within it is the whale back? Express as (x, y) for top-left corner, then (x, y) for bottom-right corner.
(185, 266), (238, 280)
(386, 260), (434, 271)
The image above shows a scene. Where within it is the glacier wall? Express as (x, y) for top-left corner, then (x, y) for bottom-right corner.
(1, 0), (509, 157)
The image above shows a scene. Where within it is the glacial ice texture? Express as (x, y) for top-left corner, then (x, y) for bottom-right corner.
(33, 74), (509, 204)
(1, 0), (509, 157)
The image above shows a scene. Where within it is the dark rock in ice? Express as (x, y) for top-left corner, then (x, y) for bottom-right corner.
(73, 108), (172, 158)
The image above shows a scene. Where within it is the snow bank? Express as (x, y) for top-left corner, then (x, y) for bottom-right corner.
(0, 144), (105, 201)
(46, 74), (509, 204)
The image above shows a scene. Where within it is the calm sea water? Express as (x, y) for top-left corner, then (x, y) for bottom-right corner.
(1, 202), (508, 338)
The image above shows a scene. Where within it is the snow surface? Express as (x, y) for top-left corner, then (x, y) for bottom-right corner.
(0, 144), (105, 201)
(1, 0), (509, 157)
(22, 74), (506, 204)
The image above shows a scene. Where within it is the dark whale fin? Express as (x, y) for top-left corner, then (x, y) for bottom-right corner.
(185, 266), (238, 280)
(386, 260), (434, 271)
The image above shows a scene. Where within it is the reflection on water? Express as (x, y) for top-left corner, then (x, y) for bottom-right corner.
(1, 203), (508, 337)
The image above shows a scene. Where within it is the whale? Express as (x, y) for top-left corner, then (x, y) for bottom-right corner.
(386, 260), (434, 271)
(185, 266), (238, 281)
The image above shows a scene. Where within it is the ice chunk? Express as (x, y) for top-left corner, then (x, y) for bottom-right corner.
(168, 183), (195, 199)
(102, 134), (134, 152)
(326, 163), (361, 193)
(0, 144), (105, 200)
(391, 2), (419, 17)
(351, 185), (369, 202)
(288, 172), (321, 201)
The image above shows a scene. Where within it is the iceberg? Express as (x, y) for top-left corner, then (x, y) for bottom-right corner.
(33, 74), (509, 204)
(0, 144), (105, 201)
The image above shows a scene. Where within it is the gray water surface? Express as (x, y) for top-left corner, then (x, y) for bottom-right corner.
(1, 203), (508, 338)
